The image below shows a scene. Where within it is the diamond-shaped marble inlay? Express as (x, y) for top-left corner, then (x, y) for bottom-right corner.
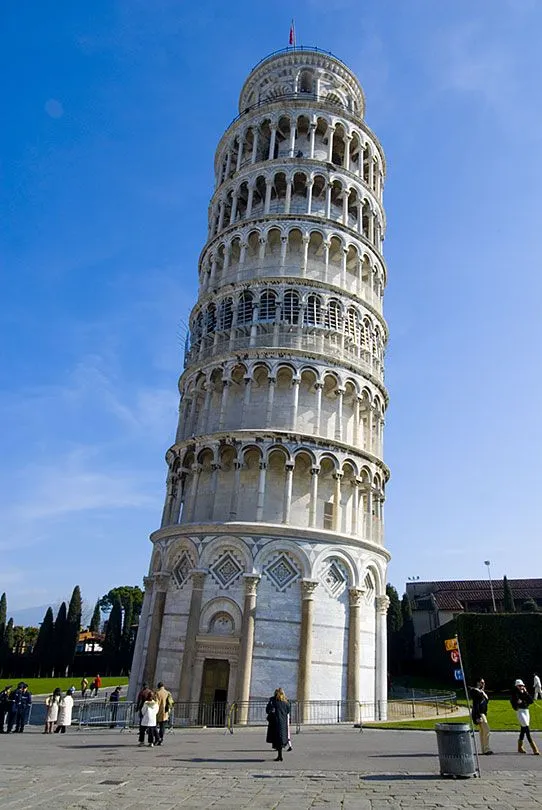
(264, 553), (300, 592)
(209, 551), (243, 588)
(172, 552), (192, 589)
(321, 560), (347, 598)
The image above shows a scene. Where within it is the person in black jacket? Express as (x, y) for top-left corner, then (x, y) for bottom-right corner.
(511, 679), (539, 755)
(0, 686), (12, 732)
(470, 678), (493, 754)
(7, 682), (32, 733)
(266, 688), (290, 762)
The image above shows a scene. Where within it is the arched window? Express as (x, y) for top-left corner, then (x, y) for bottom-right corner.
(237, 291), (253, 325)
(299, 70), (314, 94)
(304, 294), (322, 326)
(346, 307), (359, 343)
(283, 290), (300, 324)
(218, 297), (233, 331)
(259, 290), (277, 322)
(325, 299), (341, 331)
(205, 304), (216, 334)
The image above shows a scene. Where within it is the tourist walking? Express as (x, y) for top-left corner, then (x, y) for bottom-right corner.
(136, 682), (154, 745)
(109, 686), (121, 728)
(511, 679), (540, 755)
(156, 681), (174, 744)
(470, 678), (493, 754)
(91, 674), (102, 697)
(80, 676), (89, 699)
(8, 682), (32, 733)
(44, 688), (62, 734)
(55, 686), (75, 734)
(139, 691), (159, 747)
(534, 674), (542, 700)
(266, 687), (291, 762)
(0, 685), (12, 732)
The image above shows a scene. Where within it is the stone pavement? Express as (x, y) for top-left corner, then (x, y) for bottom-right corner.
(1, 726), (541, 809)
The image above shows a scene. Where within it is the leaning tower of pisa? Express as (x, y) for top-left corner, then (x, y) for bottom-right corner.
(129, 47), (391, 718)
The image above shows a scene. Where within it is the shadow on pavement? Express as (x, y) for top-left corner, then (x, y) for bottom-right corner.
(362, 774), (441, 781)
(368, 753), (436, 758)
(174, 757), (267, 763)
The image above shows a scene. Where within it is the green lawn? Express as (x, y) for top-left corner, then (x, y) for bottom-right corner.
(0, 677), (129, 696)
(366, 698), (542, 731)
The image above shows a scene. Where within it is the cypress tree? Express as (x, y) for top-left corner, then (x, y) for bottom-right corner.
(0, 592), (7, 673)
(35, 607), (55, 676)
(66, 586), (82, 673)
(53, 602), (68, 676)
(386, 584), (403, 674)
(503, 576), (515, 613)
(89, 600), (102, 633)
(103, 596), (122, 672)
(4, 618), (14, 655)
(121, 595), (134, 672)
(400, 593), (416, 670)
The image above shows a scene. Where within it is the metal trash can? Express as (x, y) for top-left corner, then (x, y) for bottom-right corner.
(435, 723), (477, 778)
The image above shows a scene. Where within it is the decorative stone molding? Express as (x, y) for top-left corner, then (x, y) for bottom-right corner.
(243, 573), (261, 596)
(348, 586), (365, 608)
(375, 594), (390, 615)
(300, 579), (319, 600)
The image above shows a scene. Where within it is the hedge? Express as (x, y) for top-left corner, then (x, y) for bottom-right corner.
(421, 613), (542, 691)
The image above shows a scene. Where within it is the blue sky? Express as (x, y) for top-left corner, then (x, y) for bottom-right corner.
(3, 0), (542, 622)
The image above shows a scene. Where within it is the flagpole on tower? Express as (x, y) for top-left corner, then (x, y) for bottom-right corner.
(289, 19), (296, 49)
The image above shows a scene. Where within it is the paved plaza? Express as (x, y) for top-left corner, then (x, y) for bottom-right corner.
(1, 726), (542, 809)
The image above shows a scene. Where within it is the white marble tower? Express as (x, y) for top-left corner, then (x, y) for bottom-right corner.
(129, 47), (390, 718)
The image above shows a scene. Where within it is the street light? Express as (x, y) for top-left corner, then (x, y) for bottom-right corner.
(484, 560), (497, 613)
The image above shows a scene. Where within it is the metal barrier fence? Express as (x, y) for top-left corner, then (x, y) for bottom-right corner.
(26, 691), (458, 732)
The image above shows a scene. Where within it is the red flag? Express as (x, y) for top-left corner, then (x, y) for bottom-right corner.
(289, 20), (296, 46)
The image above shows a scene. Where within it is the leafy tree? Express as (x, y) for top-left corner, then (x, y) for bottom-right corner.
(503, 576), (516, 613)
(103, 595), (122, 670)
(53, 602), (68, 676)
(521, 598), (539, 613)
(12, 626), (38, 655)
(34, 607), (55, 676)
(100, 586), (144, 618)
(66, 586), (82, 671)
(89, 600), (102, 633)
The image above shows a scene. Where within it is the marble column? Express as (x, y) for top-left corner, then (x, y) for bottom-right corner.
(256, 462), (267, 521)
(236, 574), (261, 723)
(309, 466), (320, 527)
(127, 575), (154, 700)
(177, 570), (207, 704)
(375, 594), (390, 720)
(142, 572), (171, 688)
(282, 462), (294, 524)
(297, 579), (319, 720)
(347, 587), (364, 721)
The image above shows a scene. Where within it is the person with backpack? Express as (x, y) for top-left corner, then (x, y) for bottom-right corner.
(156, 682), (174, 745)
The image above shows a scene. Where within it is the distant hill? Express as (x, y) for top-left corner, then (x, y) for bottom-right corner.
(9, 603), (61, 627)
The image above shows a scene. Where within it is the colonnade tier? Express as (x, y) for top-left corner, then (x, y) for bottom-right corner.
(184, 283), (386, 379)
(176, 359), (386, 453)
(161, 439), (386, 544)
(208, 163), (384, 248)
(214, 109), (383, 201)
(199, 222), (386, 307)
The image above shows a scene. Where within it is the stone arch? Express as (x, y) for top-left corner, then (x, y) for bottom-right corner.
(256, 539), (310, 577)
(297, 366), (318, 434)
(321, 371), (340, 439)
(263, 446), (290, 524)
(200, 535), (253, 577)
(290, 449), (312, 528)
(248, 363), (270, 429)
(238, 444), (263, 521)
(313, 547), (359, 590)
(273, 363), (295, 429)
(200, 597), (243, 634)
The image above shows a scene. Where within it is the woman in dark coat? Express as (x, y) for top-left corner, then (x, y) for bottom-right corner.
(266, 688), (290, 761)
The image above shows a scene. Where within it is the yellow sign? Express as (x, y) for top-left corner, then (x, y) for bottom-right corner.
(445, 638), (458, 651)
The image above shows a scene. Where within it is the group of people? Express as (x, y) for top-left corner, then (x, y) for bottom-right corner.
(80, 674), (102, 699)
(44, 687), (75, 733)
(135, 681), (174, 747)
(0, 682), (32, 733)
(471, 674), (541, 755)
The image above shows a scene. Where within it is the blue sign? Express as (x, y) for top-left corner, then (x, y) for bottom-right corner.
(454, 669), (463, 682)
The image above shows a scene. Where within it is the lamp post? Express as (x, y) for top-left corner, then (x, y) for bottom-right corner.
(484, 560), (497, 613)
